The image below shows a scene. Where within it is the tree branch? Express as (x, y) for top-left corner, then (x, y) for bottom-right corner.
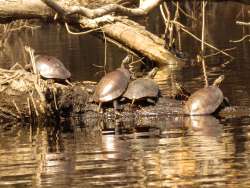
(41, 0), (164, 19)
(0, 0), (184, 66)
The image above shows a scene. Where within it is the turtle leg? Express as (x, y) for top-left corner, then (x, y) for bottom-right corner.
(146, 98), (156, 104)
(120, 97), (126, 102)
(47, 79), (55, 85)
(97, 102), (102, 112)
(113, 100), (122, 110)
(131, 98), (136, 105)
(65, 79), (74, 86)
(113, 100), (122, 116)
(223, 97), (230, 106)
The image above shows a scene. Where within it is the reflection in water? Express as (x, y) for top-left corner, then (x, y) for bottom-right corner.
(184, 115), (223, 137)
(154, 65), (180, 97)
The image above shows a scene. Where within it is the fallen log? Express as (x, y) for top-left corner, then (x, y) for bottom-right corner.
(0, 67), (247, 125)
(0, 0), (184, 66)
(0, 67), (182, 122)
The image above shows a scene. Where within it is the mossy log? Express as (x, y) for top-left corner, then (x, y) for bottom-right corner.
(0, 68), (247, 125)
(0, 67), (182, 122)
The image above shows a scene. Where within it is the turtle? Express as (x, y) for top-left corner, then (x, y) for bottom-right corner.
(32, 55), (71, 80)
(123, 67), (159, 104)
(183, 75), (225, 115)
(93, 56), (131, 111)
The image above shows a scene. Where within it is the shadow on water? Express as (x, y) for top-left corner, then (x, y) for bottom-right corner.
(0, 1), (250, 187)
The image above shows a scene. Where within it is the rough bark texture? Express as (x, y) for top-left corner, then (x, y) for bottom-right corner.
(102, 20), (185, 65)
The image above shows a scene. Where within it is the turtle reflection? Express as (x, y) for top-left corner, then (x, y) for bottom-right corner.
(184, 115), (223, 137)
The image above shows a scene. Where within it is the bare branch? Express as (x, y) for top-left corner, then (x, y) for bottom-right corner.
(41, 0), (163, 19)
(236, 21), (250, 26)
(230, 35), (250, 43)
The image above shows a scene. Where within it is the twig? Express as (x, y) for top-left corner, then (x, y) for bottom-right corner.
(0, 106), (19, 119)
(12, 100), (22, 117)
(162, 2), (170, 48)
(30, 93), (39, 117)
(230, 35), (250, 43)
(0, 71), (21, 85)
(105, 36), (139, 57)
(204, 47), (236, 58)
(160, 4), (167, 23)
(8, 24), (40, 32)
(25, 46), (37, 74)
(52, 88), (58, 110)
(34, 82), (46, 114)
(0, 68), (22, 73)
(172, 2), (197, 21)
(92, 64), (104, 68)
(236, 21), (250, 26)
(27, 97), (31, 117)
(201, 1), (208, 87)
(174, 2), (182, 52)
(129, 57), (145, 67)
(10, 63), (25, 70)
(65, 22), (103, 35)
(101, 28), (107, 74)
(163, 2), (170, 32)
(172, 21), (233, 59)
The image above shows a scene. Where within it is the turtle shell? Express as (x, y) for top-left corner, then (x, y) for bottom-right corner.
(183, 85), (223, 115)
(35, 55), (71, 79)
(123, 78), (159, 100)
(93, 68), (130, 103)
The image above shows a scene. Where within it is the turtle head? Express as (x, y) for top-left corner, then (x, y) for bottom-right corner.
(121, 55), (133, 69)
(24, 64), (32, 71)
(147, 67), (159, 78)
(118, 55), (133, 79)
(213, 75), (224, 87)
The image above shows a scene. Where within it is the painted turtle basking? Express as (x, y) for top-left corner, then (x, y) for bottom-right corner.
(123, 67), (159, 104)
(93, 56), (131, 110)
(33, 55), (71, 80)
(183, 75), (225, 115)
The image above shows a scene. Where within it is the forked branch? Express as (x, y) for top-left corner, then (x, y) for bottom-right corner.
(41, 0), (164, 19)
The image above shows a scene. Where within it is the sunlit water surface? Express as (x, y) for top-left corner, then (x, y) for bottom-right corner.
(1, 1), (250, 187)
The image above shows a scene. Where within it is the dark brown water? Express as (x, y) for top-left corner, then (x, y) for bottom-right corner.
(1, 1), (250, 187)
